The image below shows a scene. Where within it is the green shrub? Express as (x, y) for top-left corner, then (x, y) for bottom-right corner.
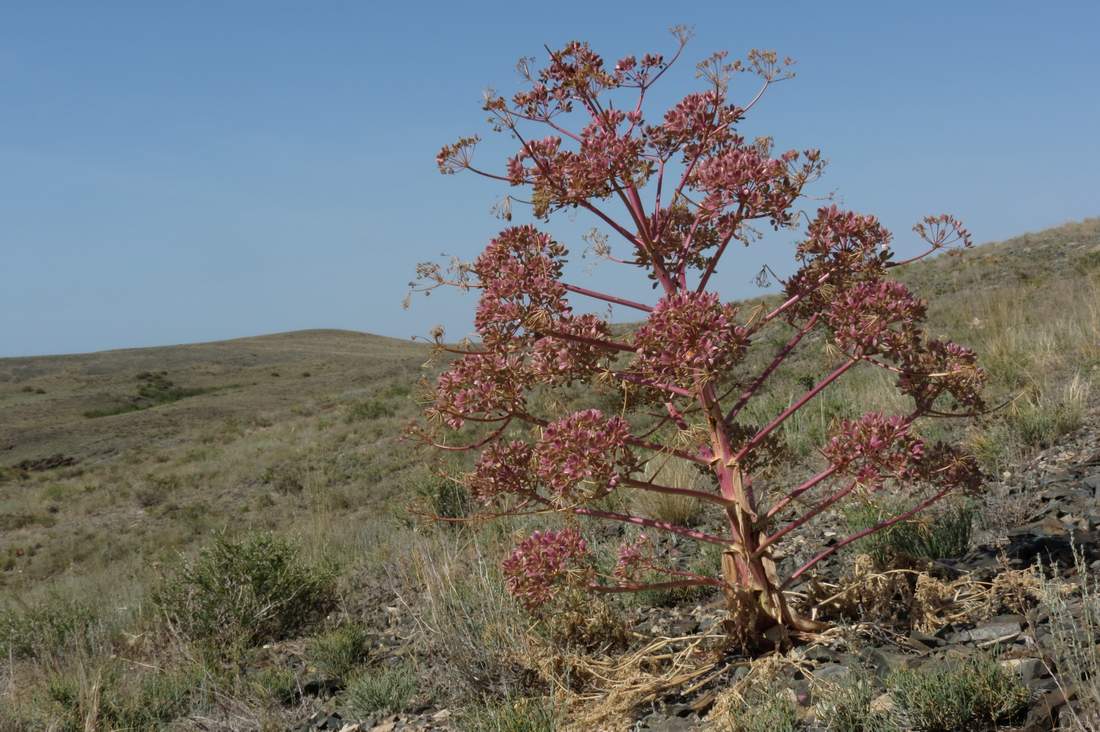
(1037, 542), (1100, 726)
(249, 666), (299, 705)
(886, 654), (1028, 731)
(39, 663), (201, 732)
(418, 472), (471, 519)
(817, 672), (896, 732)
(308, 623), (371, 679)
(459, 697), (559, 732)
(845, 499), (974, 567)
(0, 596), (100, 660)
(722, 690), (800, 732)
(346, 399), (395, 422)
(344, 664), (417, 717)
(153, 532), (338, 654)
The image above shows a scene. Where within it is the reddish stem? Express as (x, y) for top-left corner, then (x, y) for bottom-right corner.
(765, 464), (839, 520)
(725, 314), (820, 424)
(563, 282), (652, 312)
(782, 483), (955, 588)
(733, 357), (858, 463)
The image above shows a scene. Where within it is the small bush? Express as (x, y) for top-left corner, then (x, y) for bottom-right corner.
(1010, 375), (1090, 449)
(418, 472), (472, 519)
(344, 664), (417, 717)
(249, 666), (299, 705)
(460, 697), (559, 732)
(722, 690), (800, 732)
(308, 623), (372, 679)
(0, 596), (100, 660)
(845, 499), (974, 567)
(346, 399), (395, 422)
(153, 532), (338, 654)
(817, 672), (895, 732)
(38, 662), (201, 732)
(886, 654), (1028, 731)
(1037, 542), (1100, 727)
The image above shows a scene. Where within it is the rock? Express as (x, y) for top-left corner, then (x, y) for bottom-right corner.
(869, 693), (896, 716)
(812, 662), (851, 684)
(958, 615), (1023, 645)
(1001, 657), (1045, 686)
(431, 709), (452, 723)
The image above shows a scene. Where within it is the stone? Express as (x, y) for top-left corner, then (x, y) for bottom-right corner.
(1001, 657), (1044, 686)
(812, 662), (851, 684)
(869, 693), (896, 716)
(431, 709), (452, 722)
(967, 616), (1023, 644)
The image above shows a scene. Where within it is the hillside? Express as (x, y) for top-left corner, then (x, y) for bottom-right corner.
(0, 329), (428, 465)
(0, 218), (1098, 731)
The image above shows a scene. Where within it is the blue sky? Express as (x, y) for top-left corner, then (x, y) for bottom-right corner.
(2, 1), (1098, 357)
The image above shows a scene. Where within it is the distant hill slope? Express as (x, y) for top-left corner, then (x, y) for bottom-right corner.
(0, 329), (429, 465)
(1, 217), (1096, 471)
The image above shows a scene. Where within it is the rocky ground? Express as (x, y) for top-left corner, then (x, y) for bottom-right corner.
(286, 420), (1100, 732)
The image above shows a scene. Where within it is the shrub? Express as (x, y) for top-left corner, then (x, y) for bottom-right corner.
(0, 595), (100, 660)
(886, 654), (1028, 731)
(816, 672), (896, 732)
(844, 499), (974, 567)
(249, 666), (300, 705)
(344, 664), (417, 717)
(308, 623), (372, 679)
(39, 662), (201, 732)
(346, 398), (395, 422)
(460, 697), (559, 732)
(414, 30), (986, 641)
(1036, 542), (1100, 727)
(153, 532), (338, 653)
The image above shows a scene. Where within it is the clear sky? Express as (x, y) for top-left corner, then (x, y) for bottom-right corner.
(3, 1), (1098, 357)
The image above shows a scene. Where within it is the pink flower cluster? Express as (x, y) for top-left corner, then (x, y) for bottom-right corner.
(530, 313), (611, 383)
(473, 226), (568, 347)
(468, 440), (534, 504)
(432, 351), (527, 428)
(823, 413), (924, 485)
(501, 527), (591, 610)
(690, 144), (805, 232)
(906, 442), (983, 493)
(633, 291), (747, 389)
(825, 280), (926, 356)
(613, 533), (652, 582)
(897, 339), (986, 411)
(534, 409), (636, 501)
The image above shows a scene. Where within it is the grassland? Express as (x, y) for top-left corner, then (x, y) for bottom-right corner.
(0, 219), (1097, 730)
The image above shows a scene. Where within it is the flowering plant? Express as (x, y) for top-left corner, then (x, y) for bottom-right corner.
(413, 29), (984, 639)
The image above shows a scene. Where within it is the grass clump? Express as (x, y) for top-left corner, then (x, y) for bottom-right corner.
(460, 697), (559, 732)
(346, 398), (396, 422)
(153, 531), (337, 654)
(845, 499), (974, 568)
(29, 662), (202, 732)
(816, 672), (896, 732)
(1037, 543), (1100, 727)
(307, 622), (372, 679)
(344, 664), (417, 717)
(84, 371), (218, 418)
(0, 595), (101, 660)
(886, 654), (1028, 731)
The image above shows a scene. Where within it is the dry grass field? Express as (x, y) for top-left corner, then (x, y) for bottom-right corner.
(0, 219), (1098, 730)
